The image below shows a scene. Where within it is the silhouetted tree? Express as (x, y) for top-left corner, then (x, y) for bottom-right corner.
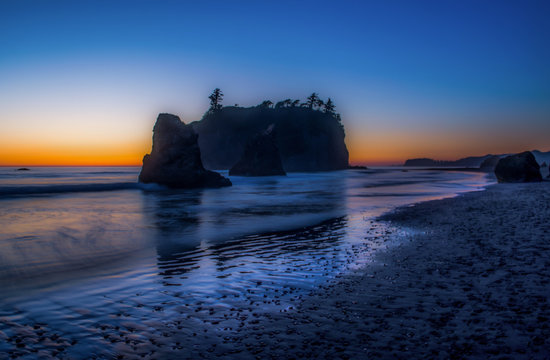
(259, 100), (273, 108)
(209, 88), (223, 112)
(324, 98), (336, 115)
(291, 99), (300, 107)
(335, 113), (342, 123)
(305, 93), (320, 109)
(275, 99), (292, 108)
(315, 98), (325, 110)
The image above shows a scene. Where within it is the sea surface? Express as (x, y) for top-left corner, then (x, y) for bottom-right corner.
(0, 167), (492, 358)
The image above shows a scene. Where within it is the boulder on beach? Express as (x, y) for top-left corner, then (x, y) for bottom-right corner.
(494, 151), (542, 183)
(229, 125), (286, 176)
(139, 113), (231, 188)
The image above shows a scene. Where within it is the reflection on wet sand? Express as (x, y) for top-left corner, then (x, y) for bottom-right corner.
(148, 175), (347, 285)
(0, 169), (491, 358)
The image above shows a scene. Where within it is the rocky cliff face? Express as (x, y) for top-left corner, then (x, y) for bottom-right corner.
(192, 107), (349, 172)
(139, 113), (231, 188)
(229, 125), (286, 176)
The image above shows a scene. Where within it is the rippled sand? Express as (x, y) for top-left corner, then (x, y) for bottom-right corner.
(0, 169), (497, 359)
(223, 183), (550, 359)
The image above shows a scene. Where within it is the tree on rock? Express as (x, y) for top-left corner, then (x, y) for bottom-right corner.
(208, 88), (223, 112)
(260, 100), (273, 108)
(315, 98), (325, 110)
(275, 99), (292, 108)
(305, 93), (320, 109)
(324, 98), (336, 115)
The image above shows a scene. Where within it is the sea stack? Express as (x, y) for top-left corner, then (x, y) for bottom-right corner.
(193, 106), (349, 172)
(139, 113), (231, 188)
(229, 125), (286, 177)
(494, 151), (542, 183)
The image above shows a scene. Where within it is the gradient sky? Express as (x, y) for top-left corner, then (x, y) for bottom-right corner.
(1, 0), (549, 166)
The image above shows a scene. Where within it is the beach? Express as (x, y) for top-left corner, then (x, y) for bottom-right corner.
(166, 182), (550, 359)
(3, 171), (550, 359)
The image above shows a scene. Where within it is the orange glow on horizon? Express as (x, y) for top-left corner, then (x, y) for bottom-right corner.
(346, 128), (550, 167)
(2, 127), (549, 167)
(0, 140), (150, 167)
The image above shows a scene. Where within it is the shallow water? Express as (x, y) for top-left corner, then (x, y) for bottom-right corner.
(0, 167), (491, 357)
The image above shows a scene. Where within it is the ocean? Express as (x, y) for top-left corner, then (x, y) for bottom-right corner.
(0, 167), (491, 357)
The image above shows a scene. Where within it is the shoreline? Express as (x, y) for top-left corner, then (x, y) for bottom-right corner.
(5, 179), (549, 359)
(179, 182), (550, 359)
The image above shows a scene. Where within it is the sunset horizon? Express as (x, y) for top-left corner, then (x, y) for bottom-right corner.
(2, 1), (549, 168)
(1, 1), (549, 358)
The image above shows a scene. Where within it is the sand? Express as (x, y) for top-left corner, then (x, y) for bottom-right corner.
(171, 182), (550, 359)
(3, 182), (550, 359)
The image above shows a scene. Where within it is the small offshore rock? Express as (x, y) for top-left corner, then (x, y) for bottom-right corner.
(494, 151), (542, 183)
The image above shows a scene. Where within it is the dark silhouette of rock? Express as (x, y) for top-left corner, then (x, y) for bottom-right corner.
(139, 113), (231, 188)
(494, 151), (542, 183)
(16, 168), (30, 171)
(404, 150), (550, 168)
(479, 155), (501, 172)
(348, 165), (368, 170)
(404, 155), (495, 167)
(229, 125), (286, 176)
(192, 106), (348, 172)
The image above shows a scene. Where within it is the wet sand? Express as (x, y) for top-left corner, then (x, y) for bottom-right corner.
(181, 183), (550, 359)
(3, 182), (549, 359)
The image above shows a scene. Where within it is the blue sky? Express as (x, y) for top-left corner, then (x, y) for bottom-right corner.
(1, 0), (549, 165)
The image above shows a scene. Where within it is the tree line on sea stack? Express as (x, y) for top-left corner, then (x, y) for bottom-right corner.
(208, 88), (341, 122)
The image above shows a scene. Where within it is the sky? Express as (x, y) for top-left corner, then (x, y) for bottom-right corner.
(0, 0), (549, 166)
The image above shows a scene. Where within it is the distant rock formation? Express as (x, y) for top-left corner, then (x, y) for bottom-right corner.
(404, 155), (495, 168)
(404, 150), (550, 168)
(192, 107), (348, 172)
(403, 158), (438, 167)
(479, 155), (502, 172)
(139, 113), (231, 188)
(16, 168), (30, 171)
(494, 151), (542, 183)
(229, 125), (286, 176)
